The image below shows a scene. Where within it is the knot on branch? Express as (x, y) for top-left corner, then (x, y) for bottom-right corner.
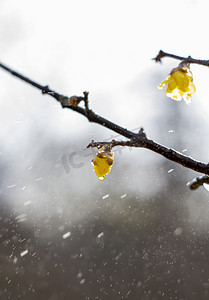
(130, 127), (147, 146)
(59, 91), (90, 113)
(178, 56), (193, 68)
(138, 127), (146, 137)
(42, 85), (50, 94)
(68, 95), (83, 107)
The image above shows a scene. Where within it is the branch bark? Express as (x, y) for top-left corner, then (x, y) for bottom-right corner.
(0, 59), (208, 189)
(153, 50), (209, 67)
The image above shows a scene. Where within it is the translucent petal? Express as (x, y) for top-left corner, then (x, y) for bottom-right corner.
(92, 147), (114, 180)
(158, 65), (196, 104)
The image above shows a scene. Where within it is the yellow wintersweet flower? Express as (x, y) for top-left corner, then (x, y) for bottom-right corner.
(92, 145), (114, 181)
(158, 65), (196, 104)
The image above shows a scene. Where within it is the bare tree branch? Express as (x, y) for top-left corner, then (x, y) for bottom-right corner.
(87, 139), (136, 149)
(153, 50), (209, 67)
(87, 136), (209, 176)
(1, 60), (209, 187)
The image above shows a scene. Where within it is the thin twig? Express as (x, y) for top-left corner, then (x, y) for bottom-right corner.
(1, 61), (209, 182)
(189, 175), (209, 190)
(87, 139), (136, 148)
(153, 50), (209, 67)
(87, 128), (147, 148)
(87, 137), (209, 175)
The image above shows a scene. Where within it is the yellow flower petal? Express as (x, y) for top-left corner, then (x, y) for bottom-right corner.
(158, 65), (196, 104)
(92, 145), (114, 181)
(158, 79), (169, 89)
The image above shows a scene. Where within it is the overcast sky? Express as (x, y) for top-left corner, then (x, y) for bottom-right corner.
(1, 0), (209, 125)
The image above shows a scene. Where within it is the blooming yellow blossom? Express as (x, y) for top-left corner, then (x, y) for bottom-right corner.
(92, 145), (114, 181)
(158, 65), (196, 104)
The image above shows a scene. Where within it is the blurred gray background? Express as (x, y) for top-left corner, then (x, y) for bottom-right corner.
(1, 0), (209, 299)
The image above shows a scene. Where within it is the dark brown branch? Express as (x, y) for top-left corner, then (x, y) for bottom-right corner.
(153, 50), (209, 67)
(0, 62), (134, 140)
(144, 139), (209, 175)
(87, 139), (136, 149)
(1, 61), (209, 182)
(87, 136), (209, 176)
(189, 175), (209, 190)
(87, 128), (147, 148)
(65, 105), (135, 139)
